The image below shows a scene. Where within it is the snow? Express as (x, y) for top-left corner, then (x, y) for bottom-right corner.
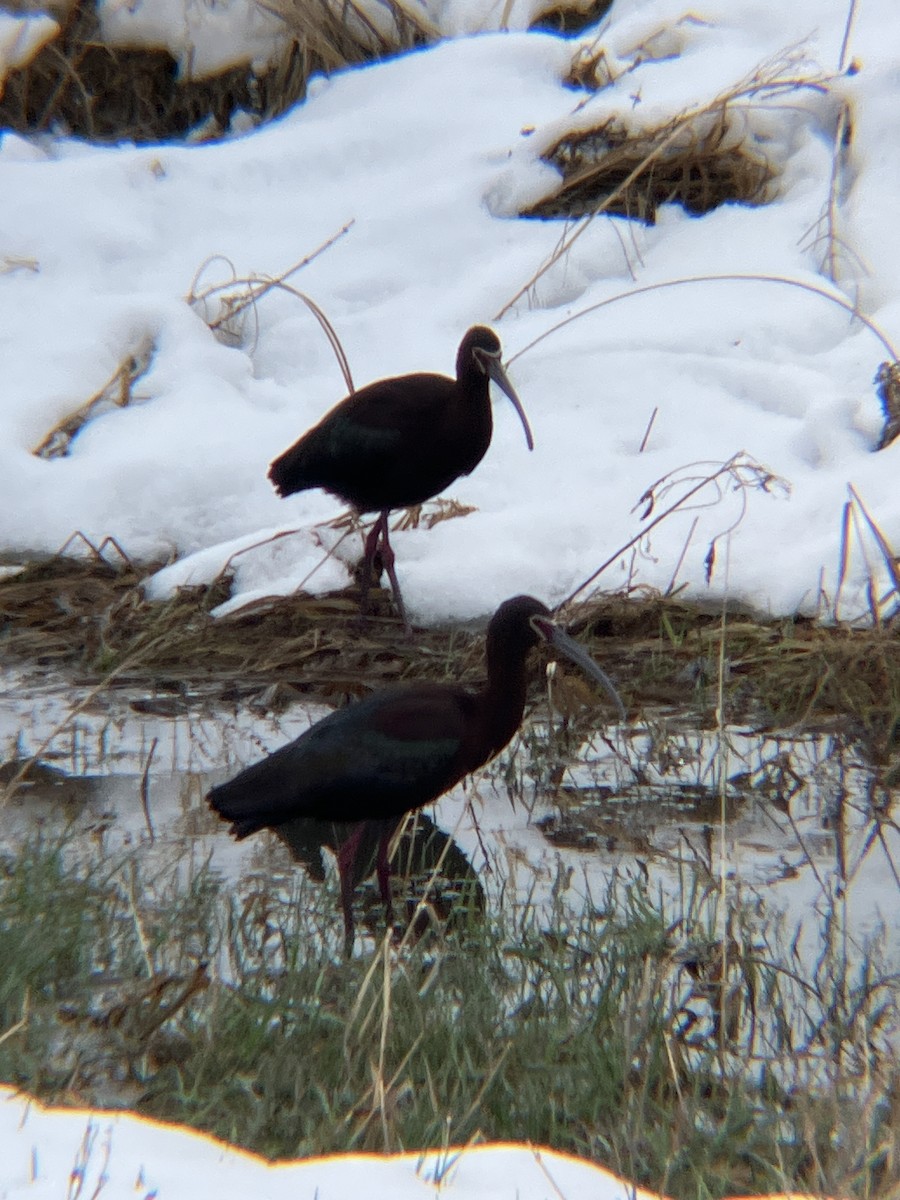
(3, 1), (899, 625)
(0, 12), (58, 80)
(97, 0), (285, 78)
(1, 0), (899, 1180)
(0, 1085), (669, 1200)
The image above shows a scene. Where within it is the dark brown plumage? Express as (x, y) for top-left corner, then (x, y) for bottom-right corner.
(207, 595), (624, 953)
(268, 326), (533, 628)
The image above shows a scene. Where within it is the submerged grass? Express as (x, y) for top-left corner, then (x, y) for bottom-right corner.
(0, 836), (896, 1197)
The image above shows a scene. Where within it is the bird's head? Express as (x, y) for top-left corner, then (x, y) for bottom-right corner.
(488, 595), (625, 720)
(460, 326), (534, 452)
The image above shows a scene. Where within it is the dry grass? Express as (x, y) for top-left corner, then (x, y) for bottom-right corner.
(0, 547), (482, 698)
(874, 359), (900, 452)
(259, 0), (436, 67)
(0, 0), (434, 143)
(500, 47), (831, 317)
(3, 549), (900, 763)
(31, 337), (156, 460)
(522, 111), (773, 223)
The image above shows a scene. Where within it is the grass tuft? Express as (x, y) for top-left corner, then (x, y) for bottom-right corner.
(499, 46), (832, 317)
(522, 110), (773, 224)
(0, 837), (896, 1196)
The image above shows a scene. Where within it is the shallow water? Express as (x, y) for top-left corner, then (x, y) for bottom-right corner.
(2, 664), (898, 977)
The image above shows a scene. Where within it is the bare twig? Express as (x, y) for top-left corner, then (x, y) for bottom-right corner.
(506, 273), (899, 368)
(837, 0), (860, 71)
(638, 406), (658, 453)
(31, 336), (156, 460)
(557, 452), (785, 610)
(194, 221), (353, 332)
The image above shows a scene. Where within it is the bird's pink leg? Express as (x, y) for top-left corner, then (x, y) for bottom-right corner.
(376, 516), (410, 633)
(336, 823), (367, 957)
(357, 515), (385, 619)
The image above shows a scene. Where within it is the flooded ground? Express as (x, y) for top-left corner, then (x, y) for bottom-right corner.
(4, 608), (897, 1189)
(3, 664), (897, 976)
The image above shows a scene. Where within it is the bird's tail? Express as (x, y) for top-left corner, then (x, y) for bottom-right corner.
(207, 779), (269, 839)
(268, 441), (312, 498)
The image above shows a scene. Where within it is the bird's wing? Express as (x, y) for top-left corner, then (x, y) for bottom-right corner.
(303, 374), (455, 472)
(269, 375), (455, 501)
(340, 373), (453, 435)
(208, 687), (474, 834)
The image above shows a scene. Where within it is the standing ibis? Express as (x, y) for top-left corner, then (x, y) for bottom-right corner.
(207, 595), (624, 954)
(268, 326), (533, 628)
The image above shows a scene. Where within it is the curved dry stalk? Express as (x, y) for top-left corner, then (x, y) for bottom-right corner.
(556, 452), (786, 611)
(261, 281), (355, 393)
(506, 272), (899, 366)
(187, 223), (356, 390)
(187, 253), (239, 306)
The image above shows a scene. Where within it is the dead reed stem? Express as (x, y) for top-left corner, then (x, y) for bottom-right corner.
(506, 273), (899, 368)
(557, 452), (782, 610)
(496, 50), (832, 320)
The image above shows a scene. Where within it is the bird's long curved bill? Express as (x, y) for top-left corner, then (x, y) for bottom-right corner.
(534, 619), (626, 721)
(487, 358), (534, 451)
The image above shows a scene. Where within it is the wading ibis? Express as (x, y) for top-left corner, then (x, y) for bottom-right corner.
(207, 595), (624, 954)
(268, 326), (533, 628)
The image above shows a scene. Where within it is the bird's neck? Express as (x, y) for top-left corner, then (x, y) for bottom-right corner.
(477, 650), (530, 762)
(458, 360), (492, 409)
(447, 370), (492, 478)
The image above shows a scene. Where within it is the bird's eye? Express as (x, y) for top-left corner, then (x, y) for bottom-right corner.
(474, 346), (499, 373)
(529, 615), (553, 639)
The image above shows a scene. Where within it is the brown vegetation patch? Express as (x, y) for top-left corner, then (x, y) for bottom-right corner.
(0, 0), (432, 142)
(0, 553), (482, 702)
(572, 594), (900, 761)
(875, 358), (900, 451)
(3, 554), (900, 761)
(522, 113), (773, 223)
